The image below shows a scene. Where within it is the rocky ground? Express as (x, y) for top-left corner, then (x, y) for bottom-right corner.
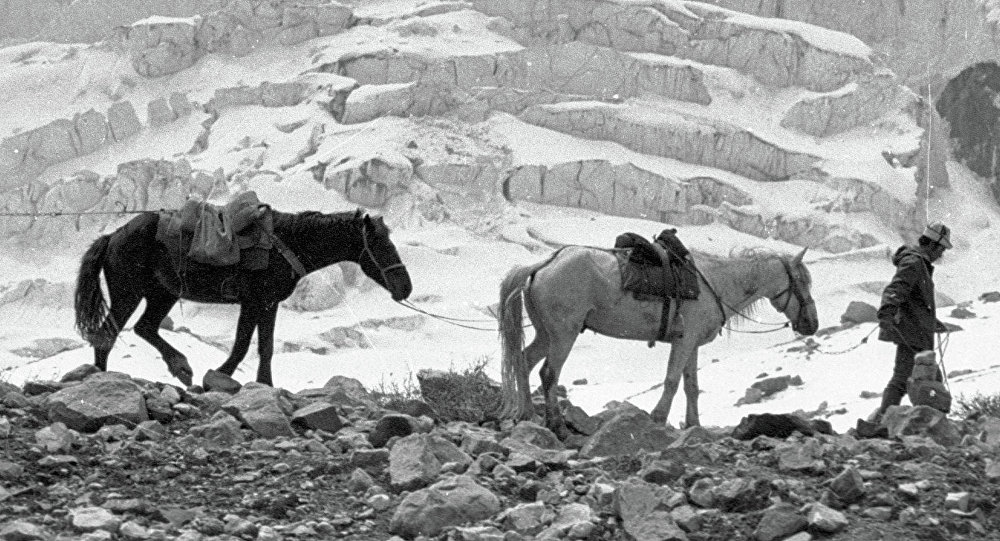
(1, 365), (999, 541)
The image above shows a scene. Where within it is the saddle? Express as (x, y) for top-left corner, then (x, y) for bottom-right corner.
(155, 190), (274, 272)
(614, 228), (701, 344)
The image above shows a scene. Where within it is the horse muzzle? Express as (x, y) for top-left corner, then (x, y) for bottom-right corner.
(388, 267), (413, 301)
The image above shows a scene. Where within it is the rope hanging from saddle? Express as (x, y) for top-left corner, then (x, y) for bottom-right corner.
(613, 228), (702, 346)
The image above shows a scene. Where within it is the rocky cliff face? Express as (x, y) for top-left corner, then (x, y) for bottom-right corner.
(0, 0), (936, 254)
(700, 0), (1000, 94)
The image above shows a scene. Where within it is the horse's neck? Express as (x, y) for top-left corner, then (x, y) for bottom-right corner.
(703, 256), (784, 311)
(274, 213), (359, 273)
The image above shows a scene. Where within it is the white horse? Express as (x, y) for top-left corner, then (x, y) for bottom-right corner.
(497, 246), (818, 436)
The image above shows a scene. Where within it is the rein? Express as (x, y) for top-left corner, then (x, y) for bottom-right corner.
(696, 256), (802, 334)
(395, 300), (512, 331)
(360, 221), (406, 287)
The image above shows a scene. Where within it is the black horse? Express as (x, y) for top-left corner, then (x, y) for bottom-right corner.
(74, 208), (412, 387)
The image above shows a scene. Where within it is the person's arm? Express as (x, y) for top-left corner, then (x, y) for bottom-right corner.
(878, 255), (921, 324)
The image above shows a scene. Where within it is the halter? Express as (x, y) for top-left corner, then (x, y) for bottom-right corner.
(774, 258), (814, 326)
(360, 220), (407, 287)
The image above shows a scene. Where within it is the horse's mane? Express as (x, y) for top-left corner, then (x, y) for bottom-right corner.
(273, 209), (362, 236)
(692, 247), (810, 328)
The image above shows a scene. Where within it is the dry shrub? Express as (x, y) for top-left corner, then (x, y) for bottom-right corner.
(954, 391), (1000, 420)
(416, 358), (501, 423)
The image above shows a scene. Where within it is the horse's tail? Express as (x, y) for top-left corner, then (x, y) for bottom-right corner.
(75, 234), (111, 346)
(498, 249), (561, 421)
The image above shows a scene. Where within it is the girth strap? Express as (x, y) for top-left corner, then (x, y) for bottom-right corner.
(268, 233), (308, 277)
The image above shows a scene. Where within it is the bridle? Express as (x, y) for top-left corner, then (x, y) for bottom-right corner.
(773, 258), (814, 327)
(360, 221), (407, 287)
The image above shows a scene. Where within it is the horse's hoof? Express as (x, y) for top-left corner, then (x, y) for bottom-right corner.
(203, 369), (241, 394)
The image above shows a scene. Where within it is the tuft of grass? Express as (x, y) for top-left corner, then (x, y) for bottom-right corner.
(370, 371), (421, 406)
(417, 357), (502, 423)
(953, 391), (1000, 420)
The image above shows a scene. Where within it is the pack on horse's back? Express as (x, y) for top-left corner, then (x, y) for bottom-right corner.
(613, 228), (700, 343)
(156, 191), (273, 269)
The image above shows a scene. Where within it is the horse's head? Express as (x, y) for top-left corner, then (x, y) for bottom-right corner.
(768, 248), (818, 335)
(357, 213), (412, 301)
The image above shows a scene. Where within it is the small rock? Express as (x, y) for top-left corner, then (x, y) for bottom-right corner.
(0, 460), (25, 481)
(202, 370), (241, 394)
(944, 492), (970, 512)
(35, 422), (77, 452)
(862, 506), (893, 521)
(0, 521), (49, 541)
(118, 521), (151, 540)
(71, 507), (122, 533)
(753, 504), (807, 541)
(829, 467), (865, 504)
(806, 502), (848, 533)
(348, 468), (376, 493)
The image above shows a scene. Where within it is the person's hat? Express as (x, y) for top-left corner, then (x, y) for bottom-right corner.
(922, 221), (952, 249)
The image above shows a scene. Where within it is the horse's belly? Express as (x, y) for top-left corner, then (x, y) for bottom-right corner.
(583, 294), (663, 341)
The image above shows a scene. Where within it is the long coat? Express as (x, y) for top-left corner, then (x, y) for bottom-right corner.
(877, 245), (937, 351)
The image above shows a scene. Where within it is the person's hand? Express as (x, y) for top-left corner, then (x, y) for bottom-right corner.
(878, 307), (899, 327)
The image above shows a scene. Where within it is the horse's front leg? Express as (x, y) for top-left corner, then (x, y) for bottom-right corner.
(254, 303), (279, 386)
(539, 337), (575, 439)
(682, 348), (700, 428)
(650, 336), (696, 426)
(216, 304), (260, 378)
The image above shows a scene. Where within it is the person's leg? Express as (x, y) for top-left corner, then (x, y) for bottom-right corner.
(879, 343), (917, 413)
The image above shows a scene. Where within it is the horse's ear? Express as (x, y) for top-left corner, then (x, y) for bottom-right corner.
(793, 247), (808, 265)
(354, 208), (365, 220)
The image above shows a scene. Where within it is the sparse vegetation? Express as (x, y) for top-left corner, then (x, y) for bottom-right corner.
(417, 356), (502, 423)
(954, 391), (1000, 420)
(370, 371), (421, 405)
(371, 357), (502, 423)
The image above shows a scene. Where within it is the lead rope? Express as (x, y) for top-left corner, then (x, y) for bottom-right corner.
(937, 330), (951, 391)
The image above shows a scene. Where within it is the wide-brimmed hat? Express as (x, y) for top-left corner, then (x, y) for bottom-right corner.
(922, 221), (952, 249)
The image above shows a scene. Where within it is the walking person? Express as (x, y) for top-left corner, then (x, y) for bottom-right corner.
(874, 221), (952, 419)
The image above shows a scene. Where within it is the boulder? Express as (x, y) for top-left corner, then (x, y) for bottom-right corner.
(580, 408), (676, 457)
(883, 405), (962, 447)
(291, 402), (343, 434)
(389, 475), (501, 537)
(614, 479), (687, 541)
(388, 433), (472, 491)
(753, 503), (807, 541)
(841, 300), (878, 324)
(732, 413), (816, 440)
(46, 376), (148, 432)
(190, 411), (246, 448)
(221, 384), (295, 438)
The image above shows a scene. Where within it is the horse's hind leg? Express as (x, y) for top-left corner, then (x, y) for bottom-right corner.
(682, 349), (700, 428)
(539, 335), (576, 438)
(134, 287), (192, 386)
(94, 288), (142, 372)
